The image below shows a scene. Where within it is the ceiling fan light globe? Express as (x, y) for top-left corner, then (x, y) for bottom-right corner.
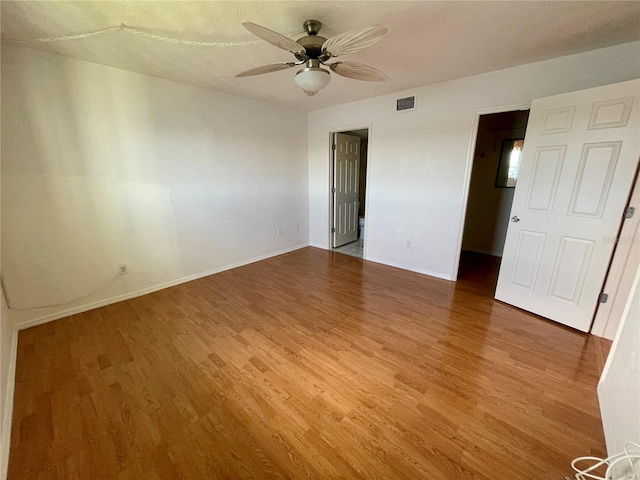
(294, 67), (331, 92)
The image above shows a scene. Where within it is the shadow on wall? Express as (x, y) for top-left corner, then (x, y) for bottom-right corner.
(2, 49), (127, 309)
(1, 44), (309, 322)
(461, 110), (530, 258)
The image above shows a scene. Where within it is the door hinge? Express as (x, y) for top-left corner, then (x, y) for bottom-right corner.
(332, 144), (337, 151)
(331, 227), (336, 233)
(599, 293), (609, 304)
(332, 187), (336, 194)
(624, 206), (635, 219)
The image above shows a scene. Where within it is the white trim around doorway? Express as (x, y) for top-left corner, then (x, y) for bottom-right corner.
(327, 123), (373, 260)
(453, 102), (531, 281)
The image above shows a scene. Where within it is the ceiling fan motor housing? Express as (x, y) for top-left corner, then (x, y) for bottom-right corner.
(296, 36), (327, 60)
(296, 20), (328, 61)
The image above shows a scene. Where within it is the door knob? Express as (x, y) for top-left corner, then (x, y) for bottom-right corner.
(511, 216), (520, 222)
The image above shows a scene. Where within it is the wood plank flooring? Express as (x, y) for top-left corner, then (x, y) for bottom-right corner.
(8, 247), (608, 479)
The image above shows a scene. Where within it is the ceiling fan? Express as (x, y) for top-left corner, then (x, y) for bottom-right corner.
(236, 20), (388, 96)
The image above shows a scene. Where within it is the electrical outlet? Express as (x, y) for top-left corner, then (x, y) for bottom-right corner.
(277, 229), (282, 237)
(118, 264), (128, 275)
(406, 241), (412, 248)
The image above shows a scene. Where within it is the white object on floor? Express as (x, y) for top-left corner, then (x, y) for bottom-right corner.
(570, 442), (640, 479)
(359, 216), (365, 239)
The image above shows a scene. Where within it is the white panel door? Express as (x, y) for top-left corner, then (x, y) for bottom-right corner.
(333, 133), (360, 247)
(496, 79), (640, 332)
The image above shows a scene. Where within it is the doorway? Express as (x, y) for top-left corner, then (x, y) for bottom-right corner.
(331, 128), (368, 259)
(458, 110), (530, 290)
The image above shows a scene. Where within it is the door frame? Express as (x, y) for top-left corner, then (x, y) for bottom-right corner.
(591, 162), (640, 338)
(328, 124), (372, 257)
(453, 102), (531, 280)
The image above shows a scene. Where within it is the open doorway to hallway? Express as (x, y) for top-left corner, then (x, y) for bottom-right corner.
(331, 128), (368, 259)
(458, 110), (530, 292)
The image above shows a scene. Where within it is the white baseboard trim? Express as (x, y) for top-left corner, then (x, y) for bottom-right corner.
(14, 243), (310, 332)
(306, 244), (454, 281)
(462, 248), (503, 258)
(2, 244), (310, 478)
(1, 326), (18, 480)
(365, 256), (454, 281)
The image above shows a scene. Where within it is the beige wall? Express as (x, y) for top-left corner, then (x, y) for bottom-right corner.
(0, 34), (13, 474)
(0, 293), (12, 480)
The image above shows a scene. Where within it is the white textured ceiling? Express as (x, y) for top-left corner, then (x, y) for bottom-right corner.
(2, 1), (639, 112)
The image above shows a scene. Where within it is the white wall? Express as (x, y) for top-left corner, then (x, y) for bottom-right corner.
(598, 262), (640, 463)
(308, 41), (640, 279)
(0, 34), (15, 475)
(0, 72), (14, 474)
(0, 293), (13, 480)
(1, 44), (309, 328)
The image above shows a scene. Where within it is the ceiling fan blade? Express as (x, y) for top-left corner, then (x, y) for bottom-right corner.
(322, 26), (387, 57)
(236, 62), (296, 77)
(329, 61), (388, 82)
(241, 22), (305, 55)
(303, 90), (317, 97)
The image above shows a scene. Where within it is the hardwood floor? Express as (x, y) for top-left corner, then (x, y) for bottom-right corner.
(8, 247), (608, 479)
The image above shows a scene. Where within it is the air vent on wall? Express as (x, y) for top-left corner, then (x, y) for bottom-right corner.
(396, 95), (416, 112)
